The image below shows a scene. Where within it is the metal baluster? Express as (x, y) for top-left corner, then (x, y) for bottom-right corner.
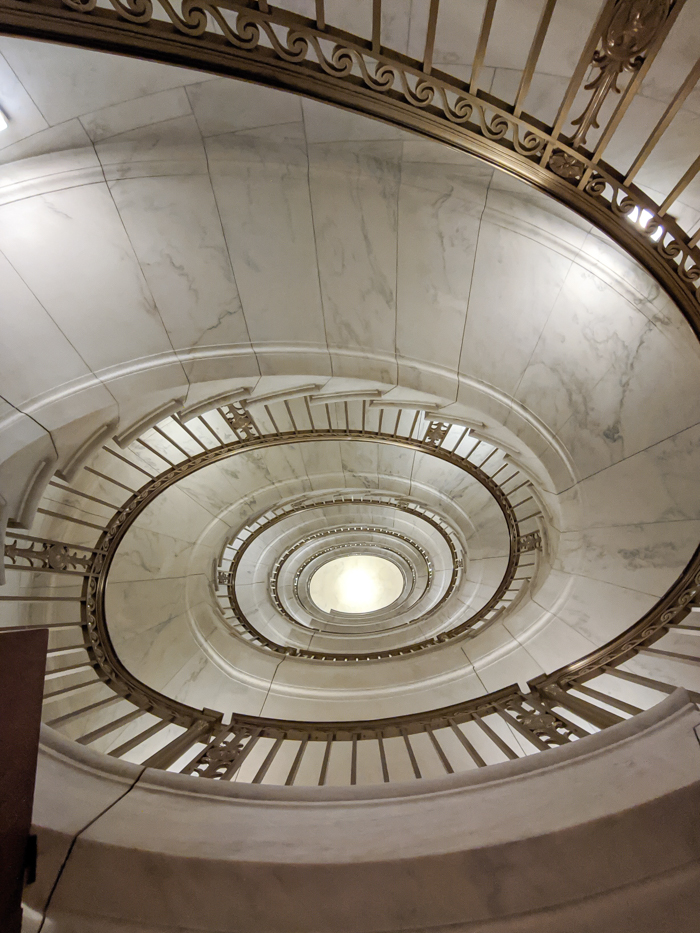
(44, 660), (94, 679)
(426, 726), (454, 774)
(640, 646), (700, 666)
(153, 424), (190, 458)
(350, 734), (358, 785)
(135, 437), (174, 467)
(221, 731), (262, 780)
(108, 719), (172, 759)
(48, 480), (120, 510)
(526, 693), (590, 739)
(141, 719), (214, 768)
(46, 694), (122, 727)
(285, 738), (309, 786)
(377, 734), (390, 783)
(603, 665), (700, 703)
(84, 466), (137, 493)
(470, 0), (497, 93)
(495, 707), (549, 751)
(77, 709), (146, 746)
(371, 0), (381, 54)
(540, 684), (623, 730)
(318, 734), (334, 786)
(401, 730), (422, 779)
(448, 720), (486, 767)
(105, 446), (155, 477)
(44, 678), (98, 700)
(198, 414), (224, 446)
(625, 57), (700, 185)
(473, 714), (519, 760)
(513, 0), (557, 117)
(252, 737), (285, 784)
(315, 0), (325, 30)
(36, 508), (104, 531)
(423, 0), (439, 75)
(571, 683), (642, 716)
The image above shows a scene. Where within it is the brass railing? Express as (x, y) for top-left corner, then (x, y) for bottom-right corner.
(2, 393), (699, 784)
(1, 0), (699, 336)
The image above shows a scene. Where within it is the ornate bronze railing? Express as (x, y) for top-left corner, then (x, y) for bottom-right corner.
(2, 393), (700, 784)
(1, 0), (699, 336)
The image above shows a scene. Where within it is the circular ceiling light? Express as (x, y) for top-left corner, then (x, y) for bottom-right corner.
(309, 555), (404, 615)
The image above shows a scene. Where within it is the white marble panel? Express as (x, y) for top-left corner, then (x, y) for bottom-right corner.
(300, 439), (345, 486)
(112, 608), (203, 693)
(339, 440), (380, 490)
(564, 422), (700, 529)
(0, 400), (54, 516)
(186, 78), (301, 136)
(80, 87), (193, 142)
(401, 139), (487, 167)
(0, 120), (96, 198)
(468, 644), (544, 693)
(554, 520), (700, 599)
(301, 98), (409, 144)
(160, 644), (273, 716)
(95, 115), (207, 179)
(105, 575), (191, 647)
(128, 485), (221, 543)
(98, 362), (190, 428)
(512, 263), (649, 435)
(396, 160), (488, 373)
(0, 50), (48, 150)
(308, 141), (400, 359)
(622, 653), (700, 696)
(0, 37), (210, 125)
(486, 171), (592, 252)
(556, 313), (700, 478)
(466, 556), (509, 589)
(206, 133), (327, 352)
(224, 443), (312, 494)
(0, 252), (96, 407)
(516, 615), (598, 674)
(0, 184), (174, 371)
(534, 572), (657, 646)
(458, 221), (572, 396)
(376, 441), (416, 486)
(108, 174), (251, 352)
(37, 398), (119, 466)
(175, 468), (254, 519)
(108, 527), (201, 584)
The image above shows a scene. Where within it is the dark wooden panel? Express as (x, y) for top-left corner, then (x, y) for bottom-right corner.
(0, 628), (48, 933)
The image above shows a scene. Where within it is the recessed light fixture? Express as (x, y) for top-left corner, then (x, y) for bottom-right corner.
(0, 108), (8, 131)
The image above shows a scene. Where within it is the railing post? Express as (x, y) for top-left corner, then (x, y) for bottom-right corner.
(539, 684), (623, 731)
(142, 718), (217, 770)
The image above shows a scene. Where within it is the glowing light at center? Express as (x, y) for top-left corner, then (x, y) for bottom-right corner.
(309, 555), (403, 615)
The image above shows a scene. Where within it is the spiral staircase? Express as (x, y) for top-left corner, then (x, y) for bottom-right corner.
(1, 2), (700, 931)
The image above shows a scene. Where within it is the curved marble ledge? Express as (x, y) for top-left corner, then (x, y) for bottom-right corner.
(26, 691), (700, 933)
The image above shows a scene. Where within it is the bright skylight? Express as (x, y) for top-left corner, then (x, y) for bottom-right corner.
(309, 555), (403, 615)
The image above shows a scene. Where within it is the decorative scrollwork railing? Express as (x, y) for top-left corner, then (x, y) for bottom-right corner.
(1, 0), (699, 335)
(2, 391), (700, 784)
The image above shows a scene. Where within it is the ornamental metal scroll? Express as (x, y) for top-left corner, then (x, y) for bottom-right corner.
(0, 0), (698, 336)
